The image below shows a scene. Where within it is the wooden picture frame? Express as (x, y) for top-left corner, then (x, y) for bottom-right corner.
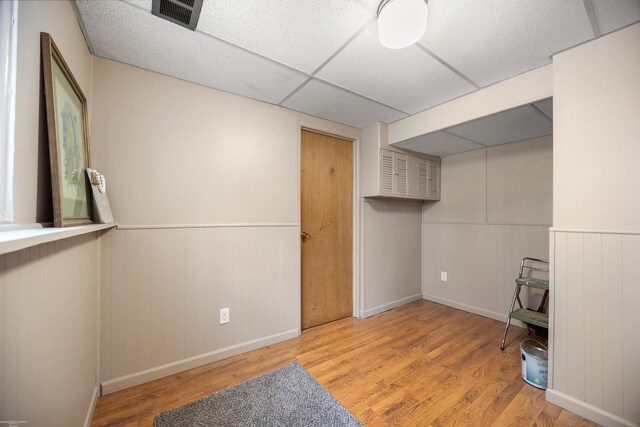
(41, 32), (92, 227)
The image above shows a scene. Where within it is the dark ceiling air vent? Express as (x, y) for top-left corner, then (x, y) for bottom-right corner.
(151, 0), (203, 31)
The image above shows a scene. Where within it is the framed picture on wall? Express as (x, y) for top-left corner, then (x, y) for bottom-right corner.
(41, 32), (92, 227)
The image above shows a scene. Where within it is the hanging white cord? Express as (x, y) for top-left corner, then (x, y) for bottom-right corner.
(0, 0), (18, 223)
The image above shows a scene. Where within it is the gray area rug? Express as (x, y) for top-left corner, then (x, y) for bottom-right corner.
(154, 362), (364, 427)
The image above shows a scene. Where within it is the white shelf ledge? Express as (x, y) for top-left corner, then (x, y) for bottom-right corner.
(0, 223), (115, 255)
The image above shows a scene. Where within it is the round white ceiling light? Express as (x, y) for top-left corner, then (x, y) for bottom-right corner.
(377, 0), (428, 49)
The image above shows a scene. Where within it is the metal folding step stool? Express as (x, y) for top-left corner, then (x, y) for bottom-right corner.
(500, 257), (549, 350)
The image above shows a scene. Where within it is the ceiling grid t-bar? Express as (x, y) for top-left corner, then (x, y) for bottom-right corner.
(277, 17), (410, 117)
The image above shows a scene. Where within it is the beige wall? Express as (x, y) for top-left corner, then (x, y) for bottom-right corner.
(422, 149), (487, 224)
(0, 2), (102, 426)
(361, 200), (422, 317)
(100, 226), (299, 393)
(423, 223), (549, 321)
(358, 123), (424, 318)
(549, 23), (640, 426)
(0, 233), (102, 426)
(553, 24), (640, 232)
(424, 137), (552, 225)
(14, 0), (93, 224)
(549, 231), (640, 426)
(487, 139), (552, 225)
(90, 57), (358, 226)
(423, 137), (552, 321)
(90, 57), (361, 392)
(359, 122), (382, 198)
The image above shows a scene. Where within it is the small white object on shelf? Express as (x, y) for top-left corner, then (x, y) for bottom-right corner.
(87, 168), (114, 224)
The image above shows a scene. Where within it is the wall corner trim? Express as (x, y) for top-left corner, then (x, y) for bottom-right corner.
(100, 328), (300, 395)
(82, 385), (100, 427)
(363, 294), (423, 318)
(546, 389), (639, 427)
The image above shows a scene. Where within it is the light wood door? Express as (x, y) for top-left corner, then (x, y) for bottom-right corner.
(301, 129), (353, 330)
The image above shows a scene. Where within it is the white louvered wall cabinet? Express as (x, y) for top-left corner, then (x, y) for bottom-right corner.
(361, 122), (440, 201)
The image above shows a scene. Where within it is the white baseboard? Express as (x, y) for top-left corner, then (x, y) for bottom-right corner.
(422, 293), (507, 322)
(362, 293), (423, 318)
(422, 293), (528, 328)
(546, 389), (639, 427)
(101, 328), (300, 395)
(82, 384), (99, 427)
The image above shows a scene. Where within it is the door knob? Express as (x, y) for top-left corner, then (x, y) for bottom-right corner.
(301, 231), (310, 242)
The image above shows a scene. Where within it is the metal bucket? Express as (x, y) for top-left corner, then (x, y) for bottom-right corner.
(520, 339), (548, 389)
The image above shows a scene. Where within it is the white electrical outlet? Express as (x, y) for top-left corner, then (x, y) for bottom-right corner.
(219, 308), (230, 325)
(441, 271), (448, 282)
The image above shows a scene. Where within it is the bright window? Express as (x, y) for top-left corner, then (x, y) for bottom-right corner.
(0, 0), (18, 223)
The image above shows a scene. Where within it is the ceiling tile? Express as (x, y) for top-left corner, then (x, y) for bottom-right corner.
(282, 79), (406, 128)
(394, 131), (484, 157)
(357, 0), (381, 9)
(76, 0), (308, 105)
(446, 105), (552, 146)
(121, 0), (151, 12)
(196, 0), (375, 74)
(591, 0), (640, 35)
(532, 97), (553, 120)
(354, 0), (378, 13)
(316, 25), (476, 114)
(422, 0), (594, 87)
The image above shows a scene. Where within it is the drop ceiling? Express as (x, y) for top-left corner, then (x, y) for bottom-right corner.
(74, 0), (640, 129)
(394, 98), (553, 157)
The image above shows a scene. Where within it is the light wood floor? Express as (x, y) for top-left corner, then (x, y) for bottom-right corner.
(91, 300), (598, 426)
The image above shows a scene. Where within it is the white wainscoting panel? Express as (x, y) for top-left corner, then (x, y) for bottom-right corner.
(361, 200), (422, 317)
(423, 224), (550, 322)
(100, 226), (300, 390)
(551, 230), (640, 426)
(0, 233), (101, 426)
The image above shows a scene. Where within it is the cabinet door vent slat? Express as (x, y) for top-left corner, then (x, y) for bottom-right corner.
(396, 157), (408, 195)
(418, 162), (428, 196)
(428, 160), (440, 198)
(380, 153), (394, 194)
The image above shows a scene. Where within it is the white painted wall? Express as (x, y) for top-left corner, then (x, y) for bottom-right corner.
(548, 23), (640, 426)
(423, 137), (552, 322)
(90, 57), (361, 392)
(0, 233), (102, 426)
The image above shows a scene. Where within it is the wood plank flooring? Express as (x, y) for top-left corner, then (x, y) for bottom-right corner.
(91, 300), (598, 426)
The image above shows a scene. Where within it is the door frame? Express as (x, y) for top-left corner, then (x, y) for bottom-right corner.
(297, 123), (362, 325)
